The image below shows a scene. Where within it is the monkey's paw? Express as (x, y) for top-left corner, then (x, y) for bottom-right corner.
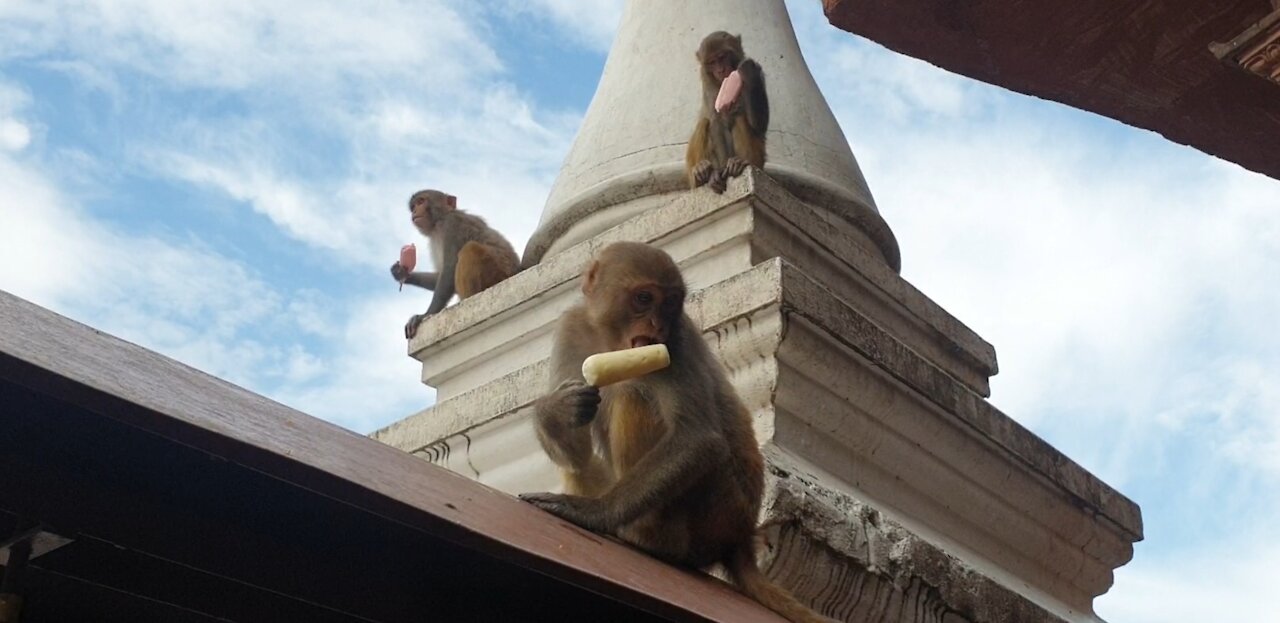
(550, 379), (601, 426)
(519, 492), (608, 531)
(693, 159), (715, 187)
(724, 157), (748, 178)
(708, 170), (728, 194)
(390, 262), (409, 282)
(404, 314), (427, 339)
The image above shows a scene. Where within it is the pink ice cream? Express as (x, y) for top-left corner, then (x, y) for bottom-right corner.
(714, 70), (743, 114)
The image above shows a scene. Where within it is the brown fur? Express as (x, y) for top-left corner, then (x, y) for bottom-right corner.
(686, 31), (769, 193)
(521, 242), (830, 622)
(392, 189), (520, 338)
(455, 241), (512, 298)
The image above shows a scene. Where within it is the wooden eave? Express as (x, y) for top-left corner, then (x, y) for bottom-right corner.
(0, 290), (784, 623)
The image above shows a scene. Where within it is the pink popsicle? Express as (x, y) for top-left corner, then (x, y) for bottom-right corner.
(398, 243), (416, 291)
(400, 243), (417, 272)
(714, 70), (743, 114)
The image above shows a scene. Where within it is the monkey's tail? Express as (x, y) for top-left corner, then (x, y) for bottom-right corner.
(724, 543), (833, 623)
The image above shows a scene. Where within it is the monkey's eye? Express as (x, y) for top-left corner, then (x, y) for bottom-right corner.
(634, 291), (654, 306)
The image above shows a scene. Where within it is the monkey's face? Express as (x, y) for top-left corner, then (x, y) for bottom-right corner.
(612, 283), (684, 350)
(408, 190), (454, 235)
(697, 32), (743, 83)
(706, 50), (738, 81)
(583, 243), (686, 351)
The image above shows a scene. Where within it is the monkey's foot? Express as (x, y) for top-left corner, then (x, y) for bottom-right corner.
(519, 492), (609, 532)
(708, 170), (728, 194)
(724, 157), (748, 178)
(404, 314), (426, 339)
(693, 159), (715, 187)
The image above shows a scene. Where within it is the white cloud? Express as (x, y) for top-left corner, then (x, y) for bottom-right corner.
(0, 0), (581, 268)
(2, 151), (278, 379)
(0, 119), (30, 151)
(864, 127), (1280, 480)
(825, 42), (980, 122)
(269, 293), (434, 432)
(0, 146), (427, 432)
(0, 1), (606, 440)
(786, 0), (990, 123)
(0, 160), (87, 307)
(499, 0), (625, 52)
(0, 70), (421, 430)
(1098, 539), (1280, 623)
(140, 85), (573, 268)
(0, 0), (499, 94)
(0, 81), (33, 151)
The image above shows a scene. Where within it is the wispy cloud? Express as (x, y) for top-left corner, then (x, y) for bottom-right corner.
(0, 139), (432, 431)
(3, 0), (574, 268)
(0, 0), (498, 93)
(0, 1), (594, 434)
(497, 0), (625, 52)
(0, 81), (33, 152)
(1101, 537), (1280, 623)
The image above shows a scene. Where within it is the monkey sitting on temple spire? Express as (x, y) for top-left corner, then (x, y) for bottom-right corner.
(685, 31), (770, 194)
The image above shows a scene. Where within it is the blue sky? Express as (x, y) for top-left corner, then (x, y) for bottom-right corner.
(1, 1), (1277, 620)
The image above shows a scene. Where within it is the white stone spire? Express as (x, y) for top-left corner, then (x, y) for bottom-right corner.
(523, 0), (900, 271)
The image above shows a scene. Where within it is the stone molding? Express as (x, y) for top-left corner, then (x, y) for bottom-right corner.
(407, 170), (989, 402)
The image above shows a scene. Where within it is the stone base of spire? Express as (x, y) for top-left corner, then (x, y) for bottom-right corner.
(371, 169), (1141, 623)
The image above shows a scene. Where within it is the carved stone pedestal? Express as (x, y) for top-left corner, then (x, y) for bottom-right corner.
(372, 170), (1142, 623)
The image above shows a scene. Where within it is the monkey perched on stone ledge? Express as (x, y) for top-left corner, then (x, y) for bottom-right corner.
(391, 189), (519, 339)
(686, 31), (770, 194)
(521, 242), (832, 623)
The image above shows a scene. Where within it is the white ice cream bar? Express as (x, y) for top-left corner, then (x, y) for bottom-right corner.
(581, 344), (671, 387)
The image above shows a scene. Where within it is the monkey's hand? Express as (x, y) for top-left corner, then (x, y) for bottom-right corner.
(404, 313), (430, 339)
(518, 492), (610, 532)
(724, 156), (748, 179)
(538, 379), (601, 427)
(390, 262), (410, 283)
(692, 159), (716, 188)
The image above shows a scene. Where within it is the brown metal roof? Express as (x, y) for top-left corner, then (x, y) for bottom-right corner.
(0, 290), (786, 623)
(824, 0), (1280, 181)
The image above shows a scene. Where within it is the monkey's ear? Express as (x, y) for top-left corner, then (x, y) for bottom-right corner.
(582, 260), (600, 295)
(446, 194), (457, 209)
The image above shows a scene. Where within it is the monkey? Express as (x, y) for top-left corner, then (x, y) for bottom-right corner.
(686, 31), (769, 194)
(520, 242), (831, 623)
(390, 189), (520, 339)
